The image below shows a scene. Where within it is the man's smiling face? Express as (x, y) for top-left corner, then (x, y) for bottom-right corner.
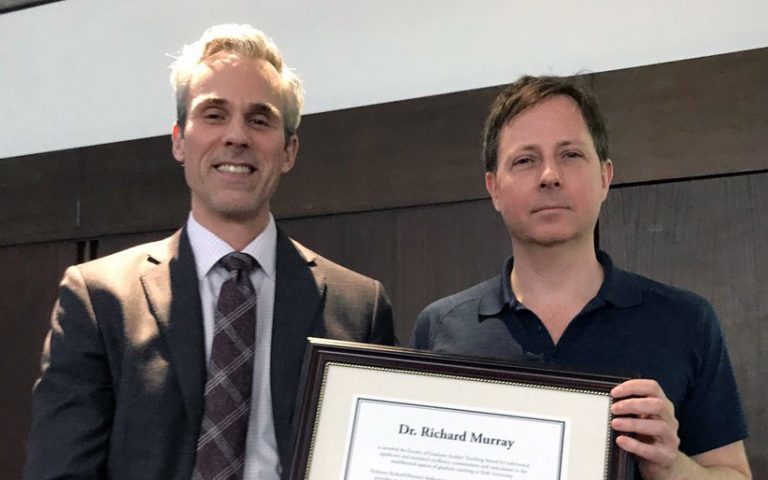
(172, 51), (297, 231)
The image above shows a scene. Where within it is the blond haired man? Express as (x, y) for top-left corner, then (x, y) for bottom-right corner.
(26, 25), (394, 480)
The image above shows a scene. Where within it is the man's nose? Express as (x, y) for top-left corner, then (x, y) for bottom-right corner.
(539, 159), (562, 188)
(223, 118), (251, 148)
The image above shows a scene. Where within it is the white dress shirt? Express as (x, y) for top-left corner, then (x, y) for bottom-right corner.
(187, 213), (281, 480)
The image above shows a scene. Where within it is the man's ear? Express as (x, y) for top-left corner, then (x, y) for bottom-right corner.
(171, 124), (185, 164)
(601, 158), (614, 200)
(485, 171), (501, 212)
(281, 133), (299, 174)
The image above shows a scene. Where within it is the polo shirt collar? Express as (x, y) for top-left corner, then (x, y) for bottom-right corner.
(594, 250), (642, 308)
(478, 249), (641, 317)
(478, 257), (513, 316)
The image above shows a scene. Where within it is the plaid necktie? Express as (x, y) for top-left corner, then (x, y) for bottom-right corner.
(194, 252), (259, 480)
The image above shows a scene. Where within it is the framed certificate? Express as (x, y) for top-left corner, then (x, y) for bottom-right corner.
(289, 338), (634, 480)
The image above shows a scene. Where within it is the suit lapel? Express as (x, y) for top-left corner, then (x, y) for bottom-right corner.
(270, 229), (325, 466)
(141, 229), (206, 429)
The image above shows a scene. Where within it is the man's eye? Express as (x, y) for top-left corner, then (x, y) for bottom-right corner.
(202, 111), (226, 122)
(513, 157), (534, 166)
(564, 151), (583, 159)
(248, 116), (270, 127)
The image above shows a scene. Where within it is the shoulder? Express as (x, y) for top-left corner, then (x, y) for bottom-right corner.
(622, 268), (713, 314)
(287, 236), (382, 288)
(419, 276), (500, 320)
(72, 232), (181, 287)
(609, 271), (747, 455)
(612, 266), (721, 340)
(282, 235), (395, 344)
(49, 232), (182, 337)
(412, 276), (500, 349)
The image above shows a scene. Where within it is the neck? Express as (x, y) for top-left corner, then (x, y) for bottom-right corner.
(191, 210), (269, 251)
(510, 237), (603, 307)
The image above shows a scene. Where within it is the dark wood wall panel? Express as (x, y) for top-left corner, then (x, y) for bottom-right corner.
(599, 172), (768, 476)
(0, 0), (64, 15)
(0, 137), (188, 247)
(594, 48), (768, 184)
(0, 151), (79, 246)
(3, 47), (766, 247)
(78, 138), (189, 239)
(0, 241), (77, 480)
(95, 229), (177, 259)
(273, 88), (492, 216)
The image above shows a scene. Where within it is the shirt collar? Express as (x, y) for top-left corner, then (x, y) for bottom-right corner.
(593, 250), (642, 308)
(186, 212), (278, 280)
(478, 249), (641, 317)
(478, 257), (513, 316)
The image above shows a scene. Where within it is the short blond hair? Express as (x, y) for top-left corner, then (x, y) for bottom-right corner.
(170, 24), (304, 135)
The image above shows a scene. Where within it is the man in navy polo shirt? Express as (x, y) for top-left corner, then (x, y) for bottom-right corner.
(412, 76), (751, 479)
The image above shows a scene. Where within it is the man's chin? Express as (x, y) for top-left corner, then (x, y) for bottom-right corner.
(202, 199), (265, 223)
(512, 229), (579, 248)
(216, 206), (263, 223)
(532, 237), (571, 248)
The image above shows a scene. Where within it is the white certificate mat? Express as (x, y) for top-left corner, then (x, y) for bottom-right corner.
(342, 397), (568, 480)
(304, 362), (613, 479)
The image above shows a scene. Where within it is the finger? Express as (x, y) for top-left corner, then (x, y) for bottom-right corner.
(612, 416), (680, 447)
(611, 379), (664, 399)
(611, 396), (675, 422)
(615, 434), (678, 466)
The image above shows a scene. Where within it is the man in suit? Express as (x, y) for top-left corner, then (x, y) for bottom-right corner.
(412, 76), (752, 479)
(25, 24), (395, 480)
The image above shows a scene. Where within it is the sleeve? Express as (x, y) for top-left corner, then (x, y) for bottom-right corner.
(367, 280), (397, 347)
(24, 266), (115, 480)
(410, 305), (435, 350)
(676, 300), (748, 456)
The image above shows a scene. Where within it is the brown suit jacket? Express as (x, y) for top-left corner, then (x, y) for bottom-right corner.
(25, 228), (395, 479)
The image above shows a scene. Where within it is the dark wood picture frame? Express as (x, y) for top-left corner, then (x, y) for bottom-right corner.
(290, 338), (634, 480)
(0, 0), (66, 15)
